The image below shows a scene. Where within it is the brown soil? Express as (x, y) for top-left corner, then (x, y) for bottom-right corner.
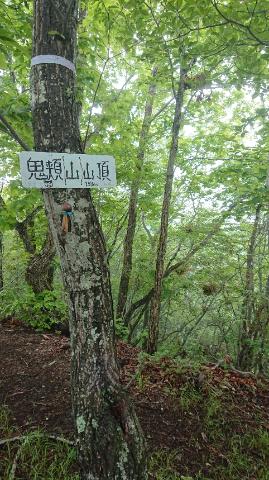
(1, 320), (269, 478)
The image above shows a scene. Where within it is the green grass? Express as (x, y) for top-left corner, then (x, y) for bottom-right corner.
(179, 384), (203, 411)
(148, 449), (207, 480)
(0, 405), (14, 436)
(1, 396), (269, 480)
(213, 430), (269, 480)
(0, 406), (79, 480)
(149, 450), (185, 479)
(149, 385), (269, 480)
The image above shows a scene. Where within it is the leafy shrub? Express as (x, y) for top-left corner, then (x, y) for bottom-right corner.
(0, 287), (68, 331)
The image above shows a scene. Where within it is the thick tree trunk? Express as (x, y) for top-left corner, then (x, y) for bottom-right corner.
(237, 205), (261, 370)
(147, 67), (186, 354)
(117, 67), (158, 320)
(31, 1), (146, 479)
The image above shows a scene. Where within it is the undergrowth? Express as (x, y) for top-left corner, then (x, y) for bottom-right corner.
(1, 365), (269, 480)
(0, 407), (79, 480)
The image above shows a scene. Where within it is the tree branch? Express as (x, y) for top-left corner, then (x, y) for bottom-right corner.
(164, 204), (235, 279)
(124, 203), (236, 323)
(83, 55), (110, 152)
(107, 210), (128, 261)
(0, 113), (31, 151)
(143, 0), (177, 97)
(15, 205), (43, 254)
(211, 0), (269, 47)
(151, 97), (174, 123)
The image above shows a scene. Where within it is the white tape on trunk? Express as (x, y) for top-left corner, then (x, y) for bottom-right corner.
(31, 55), (76, 73)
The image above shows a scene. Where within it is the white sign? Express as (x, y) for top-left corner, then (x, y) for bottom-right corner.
(19, 151), (116, 189)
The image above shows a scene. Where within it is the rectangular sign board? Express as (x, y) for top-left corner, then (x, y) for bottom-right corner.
(19, 151), (116, 189)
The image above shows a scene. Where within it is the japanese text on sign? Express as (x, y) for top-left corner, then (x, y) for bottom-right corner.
(19, 152), (116, 189)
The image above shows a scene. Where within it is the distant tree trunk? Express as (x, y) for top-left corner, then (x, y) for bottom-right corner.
(0, 232), (3, 291)
(147, 66), (186, 354)
(237, 204), (261, 370)
(0, 192), (55, 293)
(25, 230), (55, 293)
(255, 275), (269, 373)
(0, 196), (5, 291)
(117, 67), (158, 320)
(124, 205), (234, 329)
(15, 212), (55, 293)
(31, 1), (146, 479)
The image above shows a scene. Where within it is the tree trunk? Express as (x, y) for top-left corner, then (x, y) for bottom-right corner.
(15, 211), (55, 293)
(124, 204), (234, 328)
(255, 275), (269, 373)
(0, 232), (3, 291)
(31, 1), (146, 479)
(117, 67), (158, 320)
(25, 230), (55, 293)
(147, 66), (186, 354)
(237, 204), (261, 370)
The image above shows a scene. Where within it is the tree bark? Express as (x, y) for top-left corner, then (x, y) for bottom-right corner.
(117, 67), (158, 320)
(147, 66), (186, 354)
(255, 274), (269, 373)
(1, 192), (55, 293)
(15, 209), (55, 293)
(237, 204), (261, 370)
(31, 1), (146, 479)
(25, 230), (55, 293)
(0, 195), (4, 290)
(0, 232), (3, 291)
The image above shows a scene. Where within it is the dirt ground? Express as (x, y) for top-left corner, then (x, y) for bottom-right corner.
(1, 320), (269, 478)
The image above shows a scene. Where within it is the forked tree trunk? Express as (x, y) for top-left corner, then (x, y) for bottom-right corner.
(117, 67), (158, 320)
(31, 1), (146, 479)
(15, 213), (55, 293)
(147, 66), (186, 354)
(1, 192), (55, 293)
(25, 230), (55, 293)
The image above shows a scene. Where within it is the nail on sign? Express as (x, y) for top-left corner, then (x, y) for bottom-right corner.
(19, 151), (116, 189)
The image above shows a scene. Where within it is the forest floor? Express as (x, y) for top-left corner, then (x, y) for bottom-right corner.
(0, 319), (269, 480)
